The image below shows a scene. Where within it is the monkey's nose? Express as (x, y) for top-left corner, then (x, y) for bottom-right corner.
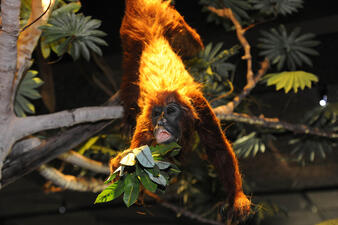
(157, 119), (165, 126)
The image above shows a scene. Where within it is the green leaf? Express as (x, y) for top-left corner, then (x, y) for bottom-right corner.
(258, 25), (319, 70)
(145, 169), (167, 186)
(136, 165), (157, 193)
(40, 38), (51, 58)
(40, 12), (107, 61)
(123, 173), (140, 207)
(146, 166), (160, 177)
(203, 42), (213, 59)
(94, 180), (124, 204)
(16, 95), (35, 114)
(264, 71), (318, 93)
(169, 164), (181, 175)
(120, 153), (136, 166)
(316, 218), (338, 225)
(155, 161), (171, 170)
(52, 2), (81, 18)
(104, 173), (117, 184)
(150, 142), (181, 156)
(133, 145), (155, 168)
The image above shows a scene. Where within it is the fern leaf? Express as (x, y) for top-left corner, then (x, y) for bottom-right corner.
(265, 71), (318, 93)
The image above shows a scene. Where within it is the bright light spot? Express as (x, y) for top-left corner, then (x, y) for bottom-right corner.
(58, 206), (66, 214)
(319, 95), (328, 107)
(42, 0), (52, 11)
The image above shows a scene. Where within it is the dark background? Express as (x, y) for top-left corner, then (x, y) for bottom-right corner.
(1, 1), (338, 225)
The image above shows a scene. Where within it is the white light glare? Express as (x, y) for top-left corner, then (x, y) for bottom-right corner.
(319, 95), (328, 107)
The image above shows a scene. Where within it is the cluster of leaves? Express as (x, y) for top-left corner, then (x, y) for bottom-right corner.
(251, 201), (287, 224)
(20, 0), (32, 27)
(199, 0), (252, 29)
(258, 25), (320, 71)
(39, 2), (107, 61)
(262, 71), (318, 93)
(233, 132), (268, 158)
(95, 143), (181, 207)
(251, 0), (303, 16)
(199, 0), (304, 29)
(289, 106), (337, 163)
(15, 70), (44, 117)
(186, 42), (239, 107)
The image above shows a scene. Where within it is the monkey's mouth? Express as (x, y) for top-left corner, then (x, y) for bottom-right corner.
(154, 127), (173, 144)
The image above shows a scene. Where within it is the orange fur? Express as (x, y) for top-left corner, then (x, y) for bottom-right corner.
(112, 0), (251, 219)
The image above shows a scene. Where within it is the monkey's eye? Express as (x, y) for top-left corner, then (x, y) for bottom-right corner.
(166, 106), (176, 115)
(153, 108), (162, 117)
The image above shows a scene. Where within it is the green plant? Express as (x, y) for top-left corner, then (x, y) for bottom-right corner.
(40, 12), (107, 60)
(14, 70), (44, 117)
(95, 143), (181, 207)
(258, 25), (320, 70)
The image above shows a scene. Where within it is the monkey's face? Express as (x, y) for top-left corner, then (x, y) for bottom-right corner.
(152, 102), (182, 144)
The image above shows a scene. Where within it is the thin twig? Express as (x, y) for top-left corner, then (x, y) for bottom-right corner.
(144, 190), (224, 225)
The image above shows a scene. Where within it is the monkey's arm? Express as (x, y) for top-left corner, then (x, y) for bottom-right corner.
(120, 0), (204, 133)
(191, 93), (251, 216)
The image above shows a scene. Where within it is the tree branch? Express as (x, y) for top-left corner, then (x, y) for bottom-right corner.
(0, 0), (21, 115)
(208, 7), (270, 115)
(14, 0), (55, 97)
(58, 150), (110, 174)
(1, 92), (120, 187)
(144, 190), (224, 225)
(219, 112), (338, 139)
(38, 164), (107, 192)
(0, 0), (21, 188)
(15, 105), (123, 140)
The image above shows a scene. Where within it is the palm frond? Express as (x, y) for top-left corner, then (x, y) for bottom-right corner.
(40, 12), (108, 60)
(258, 25), (320, 70)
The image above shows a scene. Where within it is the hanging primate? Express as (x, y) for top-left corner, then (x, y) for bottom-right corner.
(110, 0), (251, 218)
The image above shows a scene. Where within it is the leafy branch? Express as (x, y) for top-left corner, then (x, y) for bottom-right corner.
(207, 7), (270, 115)
(95, 143), (181, 207)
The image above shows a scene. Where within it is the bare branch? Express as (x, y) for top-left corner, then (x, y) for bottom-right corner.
(59, 151), (110, 174)
(1, 92), (120, 187)
(145, 190), (224, 225)
(0, 0), (21, 115)
(38, 164), (107, 192)
(218, 112), (338, 139)
(8, 137), (41, 160)
(0, 0), (21, 188)
(15, 105), (123, 140)
(15, 0), (55, 93)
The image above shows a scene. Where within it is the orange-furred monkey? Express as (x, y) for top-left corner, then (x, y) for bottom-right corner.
(111, 0), (251, 219)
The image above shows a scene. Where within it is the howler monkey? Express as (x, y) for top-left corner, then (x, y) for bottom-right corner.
(111, 0), (251, 218)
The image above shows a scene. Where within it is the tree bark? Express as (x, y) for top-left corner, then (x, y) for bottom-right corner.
(0, 0), (21, 187)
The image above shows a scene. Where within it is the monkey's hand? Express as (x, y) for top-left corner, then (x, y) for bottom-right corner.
(223, 192), (251, 224)
(109, 149), (134, 174)
(233, 192), (251, 218)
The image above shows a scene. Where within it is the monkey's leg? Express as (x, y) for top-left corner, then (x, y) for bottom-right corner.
(191, 93), (251, 218)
